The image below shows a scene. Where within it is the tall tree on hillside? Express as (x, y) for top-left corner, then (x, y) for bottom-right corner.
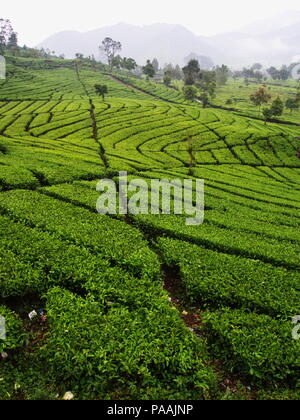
(270, 96), (284, 117)
(164, 63), (174, 73)
(122, 57), (137, 72)
(0, 19), (14, 52)
(163, 63), (183, 80)
(250, 85), (272, 115)
(183, 85), (198, 101)
(215, 64), (229, 86)
(95, 84), (108, 101)
(100, 37), (122, 71)
(152, 58), (159, 72)
(173, 65), (183, 80)
(267, 66), (279, 80)
(143, 60), (155, 80)
(111, 55), (123, 70)
(279, 65), (289, 81)
(182, 59), (200, 85)
(196, 70), (216, 101)
(163, 72), (172, 87)
(251, 63), (263, 71)
(7, 31), (18, 49)
(253, 71), (264, 82)
(262, 107), (274, 125)
(262, 96), (285, 124)
(286, 98), (299, 113)
(199, 92), (209, 108)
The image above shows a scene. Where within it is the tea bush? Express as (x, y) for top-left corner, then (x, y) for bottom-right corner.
(0, 306), (27, 353)
(44, 288), (217, 399)
(203, 308), (300, 383)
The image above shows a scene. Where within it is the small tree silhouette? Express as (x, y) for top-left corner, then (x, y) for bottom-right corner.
(95, 84), (108, 100)
(186, 136), (197, 175)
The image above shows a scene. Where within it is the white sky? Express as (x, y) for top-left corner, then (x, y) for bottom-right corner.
(2, 0), (300, 46)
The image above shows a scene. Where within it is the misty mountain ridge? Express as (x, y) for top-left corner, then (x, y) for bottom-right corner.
(37, 12), (300, 67)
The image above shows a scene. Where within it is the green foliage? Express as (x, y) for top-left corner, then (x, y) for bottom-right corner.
(262, 96), (285, 122)
(94, 84), (108, 99)
(142, 60), (156, 79)
(100, 37), (122, 71)
(250, 85), (272, 113)
(44, 287), (217, 399)
(122, 57), (137, 71)
(262, 106), (274, 122)
(203, 308), (300, 383)
(163, 72), (172, 87)
(0, 306), (27, 353)
(182, 59), (200, 85)
(285, 98), (299, 113)
(270, 96), (285, 116)
(199, 91), (209, 107)
(0, 190), (160, 280)
(157, 237), (300, 317)
(183, 85), (198, 101)
(215, 64), (229, 86)
(0, 58), (300, 400)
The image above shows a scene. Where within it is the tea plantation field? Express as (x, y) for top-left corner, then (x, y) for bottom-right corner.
(0, 60), (300, 400)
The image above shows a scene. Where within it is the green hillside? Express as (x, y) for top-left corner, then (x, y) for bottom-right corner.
(0, 59), (300, 400)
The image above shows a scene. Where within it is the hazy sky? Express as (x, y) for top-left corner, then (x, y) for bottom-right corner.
(2, 0), (300, 46)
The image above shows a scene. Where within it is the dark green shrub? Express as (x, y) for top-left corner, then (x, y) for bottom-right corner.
(0, 306), (27, 353)
(44, 288), (217, 399)
(157, 237), (300, 317)
(203, 308), (300, 383)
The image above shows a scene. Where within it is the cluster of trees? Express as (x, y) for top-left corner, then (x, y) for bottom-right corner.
(100, 37), (155, 75)
(215, 65), (230, 86)
(250, 85), (272, 115)
(152, 58), (159, 72)
(0, 17), (66, 60)
(25, 47), (65, 59)
(261, 96), (285, 123)
(111, 56), (137, 71)
(266, 65), (291, 81)
(142, 60), (156, 80)
(285, 91), (300, 113)
(99, 37), (122, 71)
(0, 19), (17, 53)
(181, 60), (230, 104)
(233, 64), (265, 81)
(181, 59), (219, 105)
(163, 63), (183, 80)
(250, 85), (300, 123)
(233, 63), (298, 82)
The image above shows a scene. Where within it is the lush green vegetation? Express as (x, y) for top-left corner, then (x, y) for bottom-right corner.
(0, 55), (299, 400)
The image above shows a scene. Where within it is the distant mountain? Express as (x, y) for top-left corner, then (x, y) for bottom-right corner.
(37, 12), (300, 67)
(38, 23), (218, 67)
(240, 10), (300, 35)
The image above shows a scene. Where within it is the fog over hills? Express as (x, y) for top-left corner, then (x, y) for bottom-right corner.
(37, 11), (300, 67)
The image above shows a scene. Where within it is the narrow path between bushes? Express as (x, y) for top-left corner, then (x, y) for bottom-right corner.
(74, 63), (109, 170)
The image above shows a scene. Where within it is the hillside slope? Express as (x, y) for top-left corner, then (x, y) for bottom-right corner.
(0, 60), (300, 400)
